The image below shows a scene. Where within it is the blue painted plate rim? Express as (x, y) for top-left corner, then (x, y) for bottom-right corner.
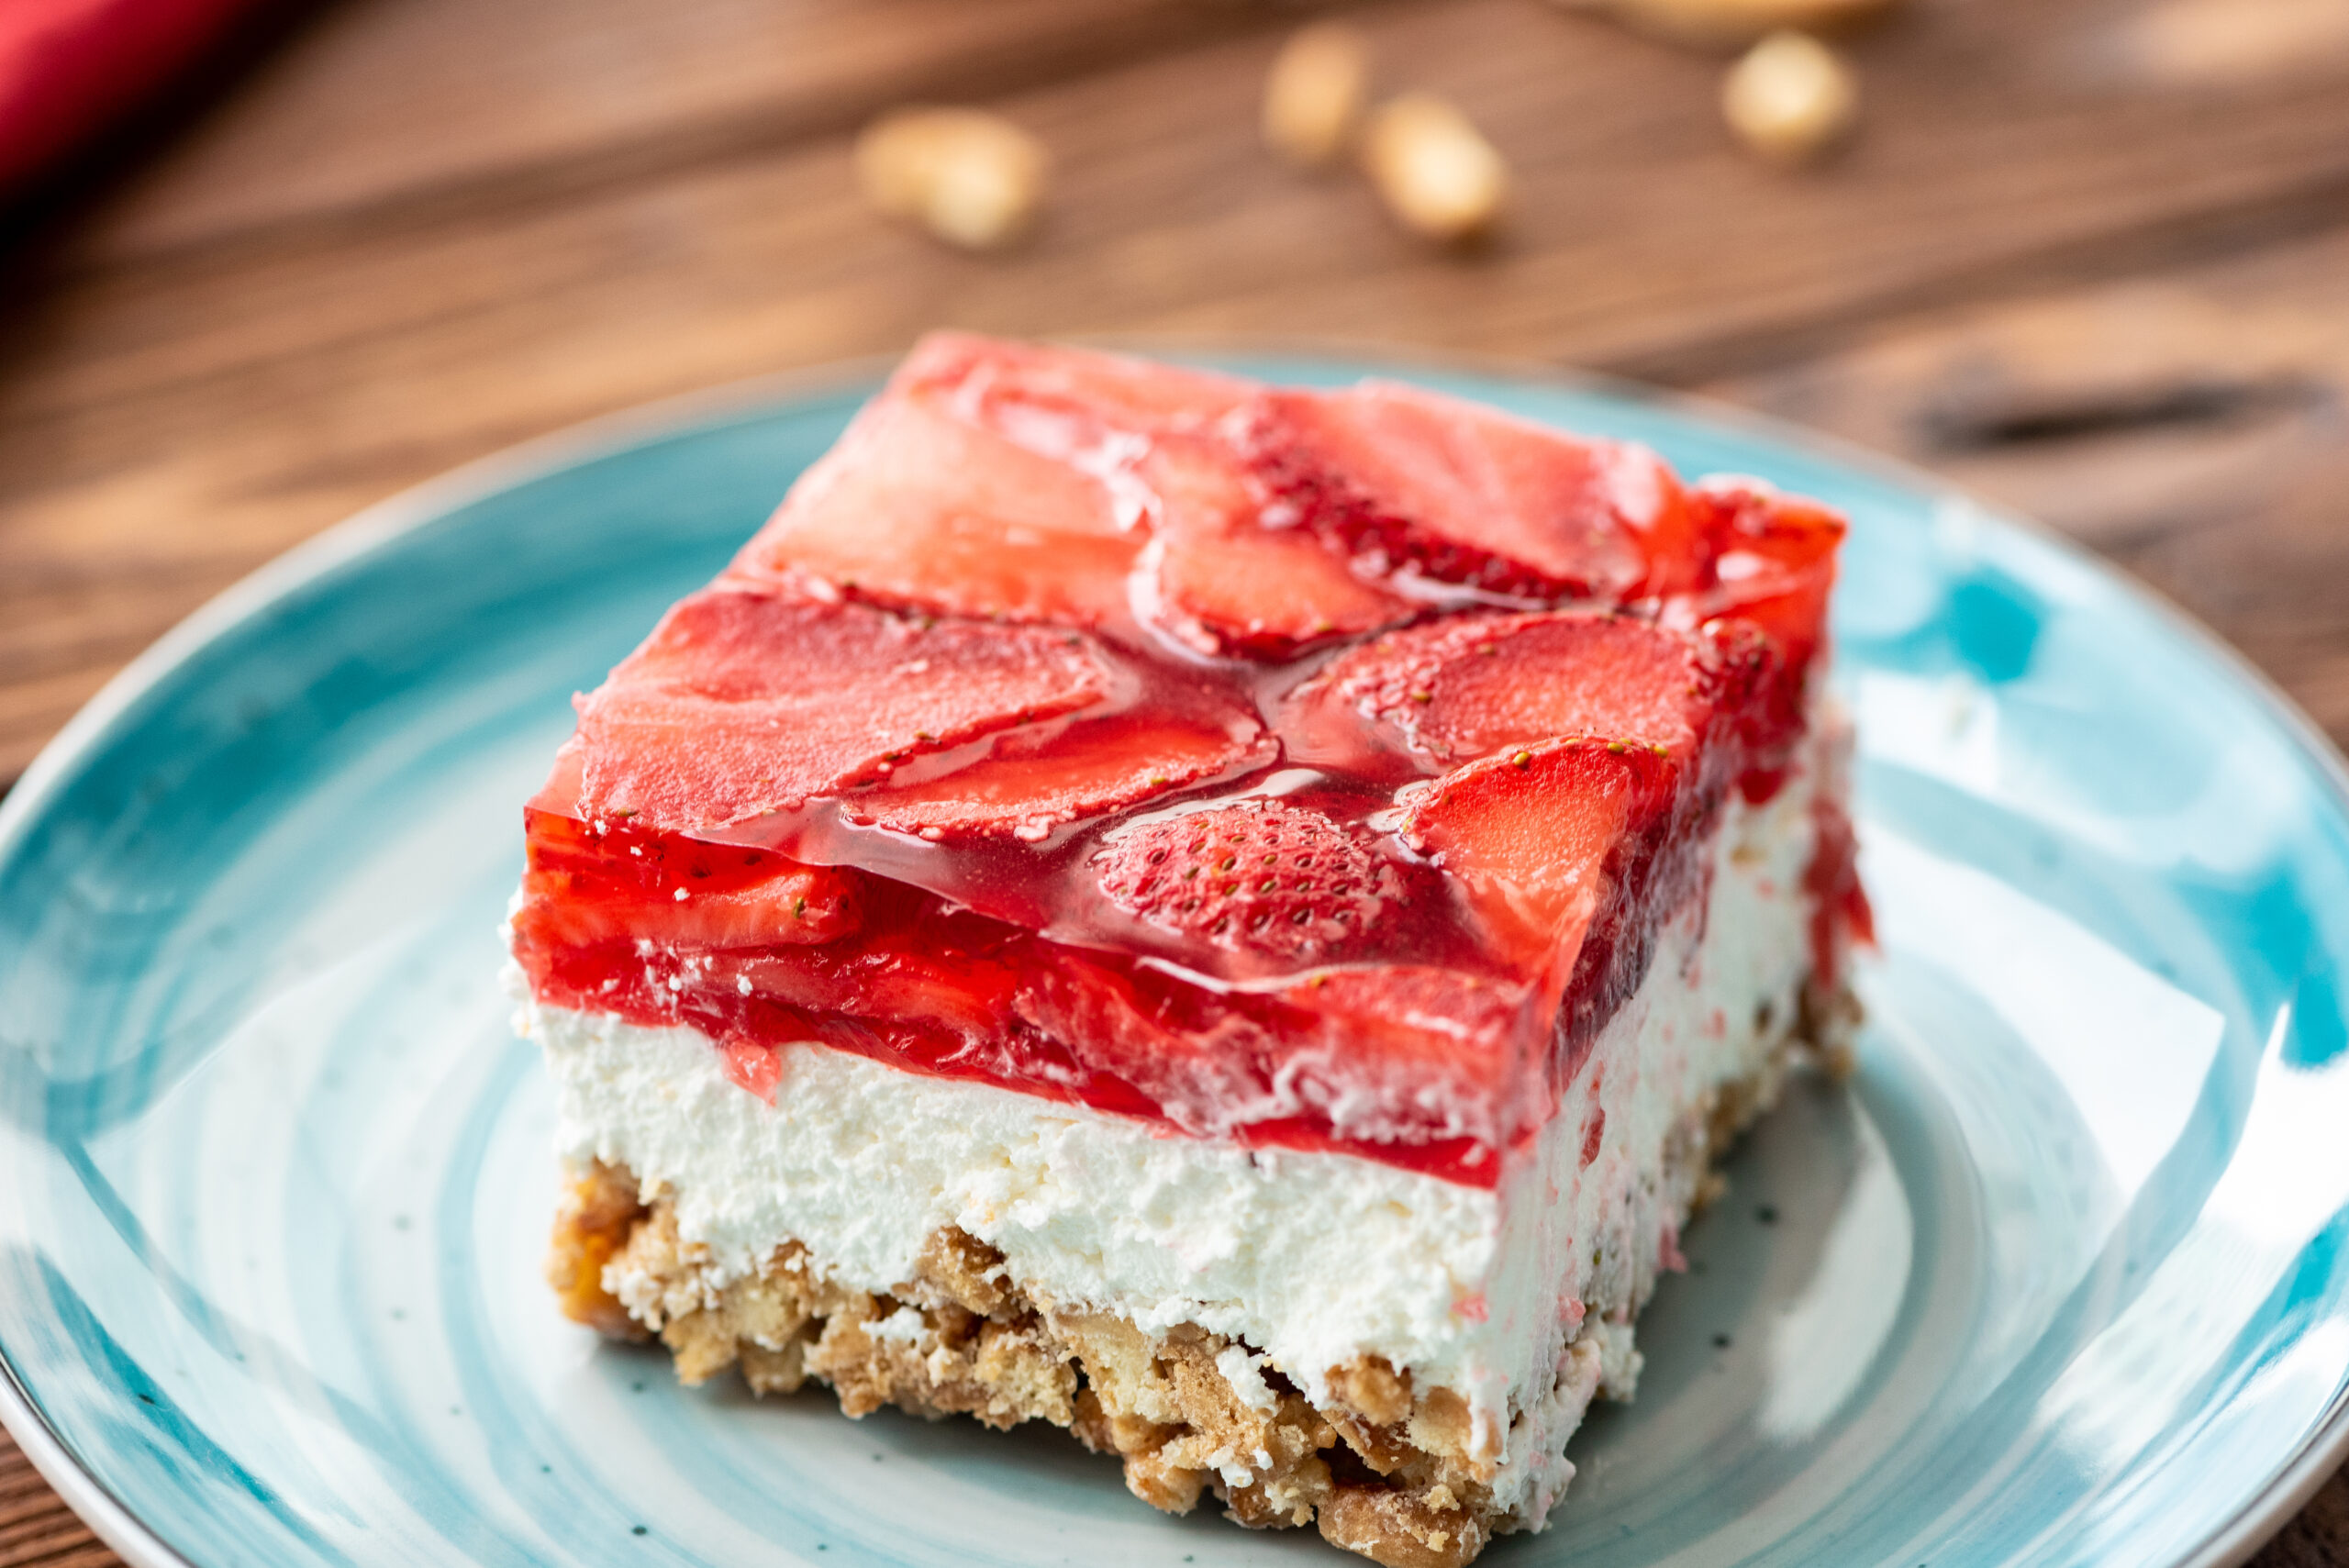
(1, 339), (2345, 1568)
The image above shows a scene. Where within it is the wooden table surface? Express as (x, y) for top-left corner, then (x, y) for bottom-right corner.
(4, 0), (2349, 1562)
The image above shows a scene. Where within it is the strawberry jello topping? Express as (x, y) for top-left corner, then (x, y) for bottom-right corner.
(511, 335), (1865, 1184)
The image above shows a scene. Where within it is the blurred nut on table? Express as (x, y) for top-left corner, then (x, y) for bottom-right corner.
(855, 106), (1049, 251)
(1361, 91), (1508, 244)
(1555, 0), (1897, 48)
(850, 0), (1897, 261)
(1722, 30), (1860, 163)
(1264, 21), (1373, 169)
(1268, 21), (1372, 170)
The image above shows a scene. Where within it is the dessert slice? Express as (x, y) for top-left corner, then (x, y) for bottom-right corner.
(510, 335), (1869, 1567)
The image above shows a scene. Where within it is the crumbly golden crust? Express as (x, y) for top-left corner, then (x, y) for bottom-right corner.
(546, 1160), (653, 1342)
(557, 1163), (1499, 1566)
(548, 995), (1849, 1567)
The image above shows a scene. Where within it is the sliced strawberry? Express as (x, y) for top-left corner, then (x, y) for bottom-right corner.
(518, 808), (867, 950)
(522, 857), (865, 954)
(813, 939), (1024, 1043)
(1674, 482), (1842, 654)
(1402, 737), (1678, 972)
(1011, 950), (1290, 1136)
(573, 588), (1112, 829)
(890, 339), (1408, 654)
(1014, 948), (1530, 1150)
(1274, 965), (1532, 1148)
(1141, 435), (1411, 657)
(1094, 798), (1400, 961)
(729, 395), (1140, 625)
(892, 331), (1252, 460)
(1241, 382), (1685, 603)
(1298, 610), (1738, 769)
(646, 871), (860, 950)
(1279, 965), (1525, 1060)
(848, 711), (1268, 841)
(685, 925), (1023, 1043)
(1150, 511), (1410, 656)
(1662, 481), (1844, 771)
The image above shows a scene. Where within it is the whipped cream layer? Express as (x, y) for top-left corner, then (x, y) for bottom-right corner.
(520, 734), (1829, 1521)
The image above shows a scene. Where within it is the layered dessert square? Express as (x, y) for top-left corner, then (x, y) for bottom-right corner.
(508, 335), (1868, 1566)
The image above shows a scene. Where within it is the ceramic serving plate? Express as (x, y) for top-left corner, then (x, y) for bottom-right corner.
(4, 351), (2347, 1568)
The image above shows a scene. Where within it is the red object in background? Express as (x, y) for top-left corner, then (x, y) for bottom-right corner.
(0, 0), (259, 195)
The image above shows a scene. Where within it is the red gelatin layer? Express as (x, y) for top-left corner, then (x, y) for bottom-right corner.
(510, 334), (1865, 1186)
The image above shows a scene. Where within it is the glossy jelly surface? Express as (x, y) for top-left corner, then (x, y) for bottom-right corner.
(509, 335), (1860, 1179)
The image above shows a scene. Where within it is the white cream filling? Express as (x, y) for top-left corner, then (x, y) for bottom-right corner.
(520, 739), (1826, 1523)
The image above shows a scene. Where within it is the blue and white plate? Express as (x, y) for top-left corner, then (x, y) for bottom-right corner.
(4, 351), (2347, 1568)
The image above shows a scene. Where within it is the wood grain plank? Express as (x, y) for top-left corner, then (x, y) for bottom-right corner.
(18, 0), (2349, 415)
(0, 1428), (113, 1568)
(12, 0), (2349, 429)
(53, 0), (1270, 263)
(2263, 1465), (2349, 1568)
(1706, 217), (2349, 744)
(1, 1), (2343, 486)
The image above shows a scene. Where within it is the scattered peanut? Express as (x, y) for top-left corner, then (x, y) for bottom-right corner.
(2126, 0), (2349, 86)
(1263, 21), (1373, 168)
(855, 107), (1048, 250)
(1721, 30), (1857, 163)
(1361, 93), (1508, 243)
(1557, 0), (1896, 49)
